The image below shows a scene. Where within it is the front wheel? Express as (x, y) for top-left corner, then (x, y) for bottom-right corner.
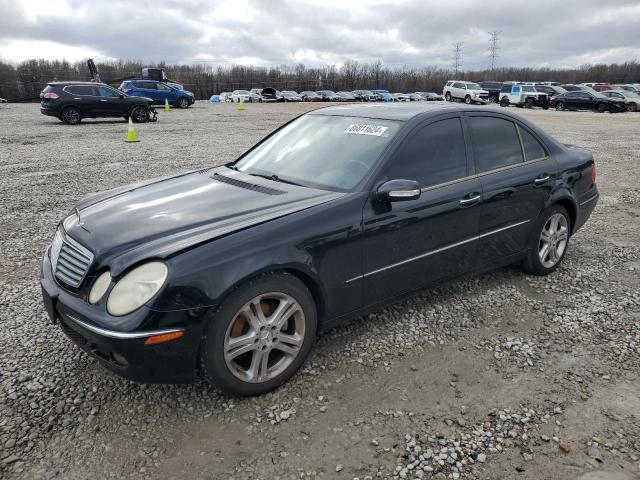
(597, 102), (607, 113)
(131, 106), (149, 123)
(445, 92), (452, 102)
(555, 102), (565, 111)
(464, 95), (472, 104)
(627, 102), (637, 112)
(200, 272), (317, 396)
(522, 205), (570, 276)
(176, 97), (189, 109)
(500, 97), (509, 107)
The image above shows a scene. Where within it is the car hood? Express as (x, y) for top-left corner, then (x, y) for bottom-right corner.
(63, 167), (343, 275)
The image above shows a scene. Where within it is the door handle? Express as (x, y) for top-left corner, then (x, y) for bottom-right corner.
(534, 175), (550, 185)
(100, 99), (108, 102)
(459, 194), (481, 207)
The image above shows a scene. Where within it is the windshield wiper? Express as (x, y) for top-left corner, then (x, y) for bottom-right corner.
(245, 172), (303, 187)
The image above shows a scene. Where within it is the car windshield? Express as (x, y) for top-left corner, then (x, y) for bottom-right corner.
(465, 83), (482, 90)
(234, 115), (401, 191)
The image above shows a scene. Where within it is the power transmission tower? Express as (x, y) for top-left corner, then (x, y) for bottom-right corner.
(488, 31), (501, 70)
(453, 42), (463, 75)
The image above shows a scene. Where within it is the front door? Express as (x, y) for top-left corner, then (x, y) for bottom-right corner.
(95, 85), (124, 115)
(464, 113), (557, 267)
(360, 115), (482, 305)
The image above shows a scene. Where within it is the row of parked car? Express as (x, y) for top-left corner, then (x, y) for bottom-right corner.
(443, 80), (640, 112)
(216, 88), (444, 103)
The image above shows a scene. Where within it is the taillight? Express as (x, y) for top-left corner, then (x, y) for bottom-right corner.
(591, 162), (597, 184)
(43, 92), (59, 99)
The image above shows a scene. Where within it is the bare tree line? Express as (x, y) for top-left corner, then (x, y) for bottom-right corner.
(1, 58), (640, 101)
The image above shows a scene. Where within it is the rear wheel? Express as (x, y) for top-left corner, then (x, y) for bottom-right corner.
(500, 97), (510, 107)
(597, 102), (607, 113)
(627, 102), (637, 112)
(200, 272), (317, 396)
(524, 98), (534, 109)
(61, 107), (81, 125)
(522, 205), (570, 276)
(445, 92), (452, 102)
(176, 97), (189, 109)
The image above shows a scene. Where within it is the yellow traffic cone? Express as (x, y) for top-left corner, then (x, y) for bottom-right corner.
(238, 100), (245, 111)
(125, 117), (139, 143)
(164, 98), (171, 111)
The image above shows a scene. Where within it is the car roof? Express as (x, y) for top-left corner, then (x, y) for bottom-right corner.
(48, 81), (107, 86)
(309, 102), (476, 121)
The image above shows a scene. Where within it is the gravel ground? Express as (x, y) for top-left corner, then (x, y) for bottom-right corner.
(0, 102), (639, 480)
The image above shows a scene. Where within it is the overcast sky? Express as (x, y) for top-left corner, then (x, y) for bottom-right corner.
(2, 0), (640, 70)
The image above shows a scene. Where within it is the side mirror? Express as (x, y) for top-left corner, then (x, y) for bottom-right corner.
(376, 179), (421, 203)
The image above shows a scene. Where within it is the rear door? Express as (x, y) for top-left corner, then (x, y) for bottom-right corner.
(134, 81), (159, 102)
(63, 85), (99, 114)
(465, 113), (556, 267)
(361, 114), (482, 304)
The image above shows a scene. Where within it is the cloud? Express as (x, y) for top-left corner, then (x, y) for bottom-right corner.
(1, 0), (639, 68)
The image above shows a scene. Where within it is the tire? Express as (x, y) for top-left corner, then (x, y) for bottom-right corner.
(61, 106), (81, 125)
(445, 92), (452, 102)
(627, 102), (637, 112)
(524, 98), (534, 109)
(522, 205), (571, 276)
(130, 106), (149, 123)
(500, 97), (509, 107)
(200, 272), (317, 396)
(489, 95), (498, 103)
(597, 102), (606, 113)
(555, 102), (565, 111)
(464, 95), (472, 104)
(176, 97), (189, 109)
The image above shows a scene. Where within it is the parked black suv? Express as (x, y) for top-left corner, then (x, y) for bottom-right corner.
(478, 81), (503, 103)
(40, 82), (156, 125)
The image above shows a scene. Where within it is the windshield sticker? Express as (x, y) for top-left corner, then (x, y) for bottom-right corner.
(345, 124), (388, 136)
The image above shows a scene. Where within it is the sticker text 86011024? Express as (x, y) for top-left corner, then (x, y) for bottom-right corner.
(344, 124), (388, 137)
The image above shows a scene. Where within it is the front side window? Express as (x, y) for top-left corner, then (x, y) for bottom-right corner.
(157, 83), (173, 92)
(384, 118), (467, 188)
(468, 116), (523, 172)
(98, 86), (119, 97)
(235, 115), (401, 191)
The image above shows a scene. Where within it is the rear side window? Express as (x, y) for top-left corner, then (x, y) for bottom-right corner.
(518, 126), (547, 161)
(65, 85), (96, 96)
(468, 116), (523, 172)
(134, 81), (156, 89)
(386, 117), (468, 188)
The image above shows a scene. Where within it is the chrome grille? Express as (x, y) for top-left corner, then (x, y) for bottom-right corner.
(50, 229), (94, 288)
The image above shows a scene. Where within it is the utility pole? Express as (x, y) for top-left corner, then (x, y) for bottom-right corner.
(488, 30), (501, 71)
(453, 42), (463, 76)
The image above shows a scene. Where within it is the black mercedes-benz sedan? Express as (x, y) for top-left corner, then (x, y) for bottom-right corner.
(41, 103), (599, 396)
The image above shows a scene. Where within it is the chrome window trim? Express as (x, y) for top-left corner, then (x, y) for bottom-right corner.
(345, 219), (531, 283)
(419, 174), (476, 193)
(477, 156), (548, 178)
(66, 314), (184, 339)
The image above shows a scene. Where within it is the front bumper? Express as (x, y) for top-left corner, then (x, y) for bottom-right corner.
(41, 249), (202, 383)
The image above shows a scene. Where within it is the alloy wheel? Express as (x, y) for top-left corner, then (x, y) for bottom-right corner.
(63, 108), (80, 124)
(132, 106), (148, 122)
(223, 292), (305, 383)
(538, 213), (569, 268)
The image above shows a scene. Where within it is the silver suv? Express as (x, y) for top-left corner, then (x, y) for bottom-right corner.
(443, 81), (489, 104)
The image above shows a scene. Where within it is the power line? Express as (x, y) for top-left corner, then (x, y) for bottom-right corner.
(488, 31), (501, 71)
(453, 42), (463, 76)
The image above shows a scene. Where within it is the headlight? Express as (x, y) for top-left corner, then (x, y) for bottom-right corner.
(89, 271), (111, 304)
(107, 262), (168, 316)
